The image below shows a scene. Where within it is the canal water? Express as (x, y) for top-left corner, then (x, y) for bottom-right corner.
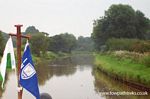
(0, 54), (149, 99)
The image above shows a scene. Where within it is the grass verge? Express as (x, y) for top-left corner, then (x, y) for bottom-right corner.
(32, 51), (70, 65)
(95, 52), (150, 87)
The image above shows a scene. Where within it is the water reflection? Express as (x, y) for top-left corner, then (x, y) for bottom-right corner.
(36, 54), (94, 86)
(93, 69), (150, 99)
(49, 54), (94, 66)
(38, 54), (101, 99)
(70, 54), (94, 66)
(0, 80), (4, 98)
(0, 71), (16, 98)
(48, 57), (77, 76)
(35, 61), (53, 85)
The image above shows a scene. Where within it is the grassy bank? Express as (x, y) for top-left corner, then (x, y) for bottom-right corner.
(95, 51), (150, 87)
(0, 51), (69, 65)
(32, 51), (70, 65)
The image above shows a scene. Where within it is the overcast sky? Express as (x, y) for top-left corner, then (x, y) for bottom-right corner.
(0, 0), (150, 37)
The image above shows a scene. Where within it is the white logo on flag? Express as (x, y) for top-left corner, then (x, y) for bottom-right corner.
(21, 63), (36, 79)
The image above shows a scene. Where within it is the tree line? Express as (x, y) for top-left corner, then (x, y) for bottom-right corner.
(0, 26), (94, 57)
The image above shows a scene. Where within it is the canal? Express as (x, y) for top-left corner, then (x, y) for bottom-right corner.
(0, 54), (149, 99)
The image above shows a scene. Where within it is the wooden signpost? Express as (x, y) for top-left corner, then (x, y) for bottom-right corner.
(9, 25), (30, 99)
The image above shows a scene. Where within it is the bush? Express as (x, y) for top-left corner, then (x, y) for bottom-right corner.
(131, 41), (150, 53)
(141, 55), (150, 67)
(106, 38), (150, 53)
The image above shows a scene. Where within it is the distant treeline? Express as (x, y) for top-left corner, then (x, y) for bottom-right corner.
(0, 26), (94, 57)
(92, 4), (150, 51)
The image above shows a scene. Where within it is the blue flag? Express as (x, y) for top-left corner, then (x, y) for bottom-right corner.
(19, 41), (40, 99)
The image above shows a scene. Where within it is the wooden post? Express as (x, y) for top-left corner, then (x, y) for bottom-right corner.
(9, 25), (30, 99)
(15, 25), (23, 99)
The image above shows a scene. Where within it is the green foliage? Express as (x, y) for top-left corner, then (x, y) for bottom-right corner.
(48, 33), (76, 53)
(106, 38), (140, 51)
(75, 36), (94, 51)
(30, 33), (49, 56)
(95, 53), (150, 87)
(32, 51), (58, 65)
(112, 51), (141, 63)
(92, 4), (150, 50)
(24, 26), (39, 35)
(106, 38), (133, 51)
(105, 4), (137, 38)
(131, 40), (150, 53)
(135, 10), (150, 39)
(43, 51), (58, 60)
(0, 31), (5, 56)
(24, 26), (76, 56)
(1, 32), (9, 41)
(141, 55), (150, 67)
(106, 38), (150, 53)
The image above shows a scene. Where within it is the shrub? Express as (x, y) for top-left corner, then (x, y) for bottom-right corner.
(141, 55), (150, 67)
(131, 41), (150, 53)
(106, 38), (150, 53)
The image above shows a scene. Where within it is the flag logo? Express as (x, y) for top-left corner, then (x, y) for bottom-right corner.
(21, 63), (36, 79)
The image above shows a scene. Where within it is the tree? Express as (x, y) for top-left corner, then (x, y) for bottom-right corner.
(92, 18), (108, 50)
(92, 4), (150, 50)
(75, 36), (94, 51)
(48, 33), (76, 53)
(61, 33), (76, 53)
(135, 10), (150, 39)
(24, 26), (39, 35)
(0, 31), (5, 56)
(105, 4), (137, 38)
(30, 33), (49, 56)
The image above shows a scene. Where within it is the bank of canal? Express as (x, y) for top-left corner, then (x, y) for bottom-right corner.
(94, 52), (150, 92)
